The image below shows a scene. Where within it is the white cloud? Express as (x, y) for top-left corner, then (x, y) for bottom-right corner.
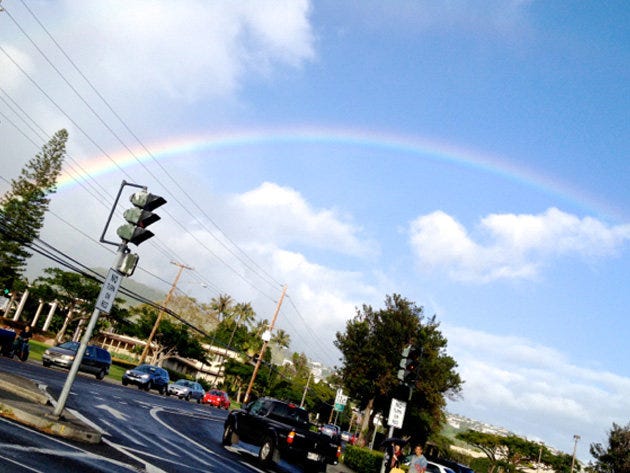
(445, 325), (630, 458)
(53, 0), (315, 102)
(230, 182), (377, 257)
(409, 208), (630, 282)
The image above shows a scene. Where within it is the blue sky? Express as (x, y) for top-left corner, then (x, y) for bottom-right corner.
(0, 0), (628, 462)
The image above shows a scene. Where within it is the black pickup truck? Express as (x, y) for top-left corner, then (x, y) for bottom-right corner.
(222, 397), (341, 472)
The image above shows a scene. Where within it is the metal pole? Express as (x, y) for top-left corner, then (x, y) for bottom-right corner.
(52, 248), (127, 418)
(52, 305), (101, 418)
(380, 425), (395, 473)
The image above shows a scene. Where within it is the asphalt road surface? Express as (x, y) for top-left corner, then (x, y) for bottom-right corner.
(0, 356), (309, 473)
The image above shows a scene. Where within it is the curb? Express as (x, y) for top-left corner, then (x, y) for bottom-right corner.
(0, 370), (102, 444)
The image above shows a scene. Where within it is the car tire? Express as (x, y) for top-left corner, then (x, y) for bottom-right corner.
(42, 360), (51, 367)
(122, 379), (128, 386)
(259, 436), (275, 464)
(222, 423), (236, 446)
(185, 393), (191, 401)
(96, 369), (106, 380)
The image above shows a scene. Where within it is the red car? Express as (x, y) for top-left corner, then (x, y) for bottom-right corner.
(202, 389), (231, 409)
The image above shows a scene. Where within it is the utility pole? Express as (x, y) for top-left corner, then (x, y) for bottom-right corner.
(570, 434), (581, 473)
(139, 261), (192, 364)
(243, 285), (287, 403)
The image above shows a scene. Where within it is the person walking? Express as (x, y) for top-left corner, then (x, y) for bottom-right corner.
(407, 444), (428, 473)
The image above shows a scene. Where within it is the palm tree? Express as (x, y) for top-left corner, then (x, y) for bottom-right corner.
(233, 302), (256, 328)
(209, 293), (234, 321)
(271, 329), (291, 351)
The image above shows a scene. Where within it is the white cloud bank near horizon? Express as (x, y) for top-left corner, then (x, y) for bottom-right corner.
(445, 325), (630, 461)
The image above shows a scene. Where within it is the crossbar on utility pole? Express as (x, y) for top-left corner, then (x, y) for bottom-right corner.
(138, 261), (192, 365)
(243, 285), (287, 404)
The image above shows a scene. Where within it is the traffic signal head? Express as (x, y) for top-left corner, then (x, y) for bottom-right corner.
(397, 344), (421, 386)
(116, 189), (166, 246)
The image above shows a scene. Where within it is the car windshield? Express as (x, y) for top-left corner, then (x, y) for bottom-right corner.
(57, 341), (80, 351)
(175, 380), (191, 386)
(209, 390), (223, 396)
(135, 364), (155, 373)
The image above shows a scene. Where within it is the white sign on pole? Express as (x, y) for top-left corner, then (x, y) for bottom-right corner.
(387, 398), (406, 429)
(334, 389), (348, 412)
(95, 269), (123, 313)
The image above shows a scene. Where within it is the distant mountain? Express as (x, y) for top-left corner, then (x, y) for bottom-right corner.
(91, 268), (165, 307)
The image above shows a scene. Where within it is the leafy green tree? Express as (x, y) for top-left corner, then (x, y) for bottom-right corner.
(589, 422), (630, 473)
(334, 294), (462, 445)
(30, 267), (130, 338)
(124, 304), (206, 363)
(0, 130), (67, 293)
(456, 430), (567, 473)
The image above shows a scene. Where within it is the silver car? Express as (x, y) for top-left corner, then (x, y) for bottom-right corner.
(166, 379), (205, 402)
(42, 341), (111, 380)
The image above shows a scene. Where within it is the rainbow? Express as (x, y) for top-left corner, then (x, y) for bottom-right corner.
(57, 126), (621, 221)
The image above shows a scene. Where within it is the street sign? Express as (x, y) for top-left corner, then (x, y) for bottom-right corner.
(387, 398), (406, 429)
(95, 269), (123, 313)
(334, 388), (348, 412)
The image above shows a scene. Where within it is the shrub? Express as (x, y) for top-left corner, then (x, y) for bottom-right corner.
(344, 445), (384, 473)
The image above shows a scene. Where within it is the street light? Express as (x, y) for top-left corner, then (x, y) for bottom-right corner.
(570, 434), (581, 473)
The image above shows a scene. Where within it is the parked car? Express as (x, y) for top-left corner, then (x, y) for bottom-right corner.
(319, 423), (341, 440)
(166, 379), (205, 402)
(426, 461), (458, 473)
(122, 364), (170, 394)
(202, 389), (231, 409)
(436, 459), (475, 473)
(340, 431), (356, 445)
(42, 341), (112, 380)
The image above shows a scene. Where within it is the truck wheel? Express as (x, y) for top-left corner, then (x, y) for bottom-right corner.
(259, 436), (275, 464)
(222, 424), (236, 446)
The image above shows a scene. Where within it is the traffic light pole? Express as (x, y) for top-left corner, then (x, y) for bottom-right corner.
(52, 181), (165, 419)
(51, 245), (127, 418)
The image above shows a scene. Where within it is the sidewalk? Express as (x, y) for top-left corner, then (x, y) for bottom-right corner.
(0, 370), (102, 443)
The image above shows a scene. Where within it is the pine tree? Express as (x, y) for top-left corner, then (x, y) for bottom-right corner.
(0, 129), (68, 292)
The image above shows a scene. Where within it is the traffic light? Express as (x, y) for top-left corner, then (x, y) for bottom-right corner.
(397, 344), (421, 386)
(116, 189), (166, 246)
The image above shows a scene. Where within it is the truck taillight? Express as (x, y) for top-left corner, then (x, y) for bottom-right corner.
(287, 431), (295, 445)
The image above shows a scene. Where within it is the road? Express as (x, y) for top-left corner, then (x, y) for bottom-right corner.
(0, 356), (308, 473)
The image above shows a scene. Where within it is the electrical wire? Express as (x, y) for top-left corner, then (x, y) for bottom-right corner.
(0, 3), (338, 369)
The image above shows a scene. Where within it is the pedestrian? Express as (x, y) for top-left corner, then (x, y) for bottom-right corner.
(14, 325), (33, 360)
(407, 444), (428, 473)
(386, 443), (404, 473)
